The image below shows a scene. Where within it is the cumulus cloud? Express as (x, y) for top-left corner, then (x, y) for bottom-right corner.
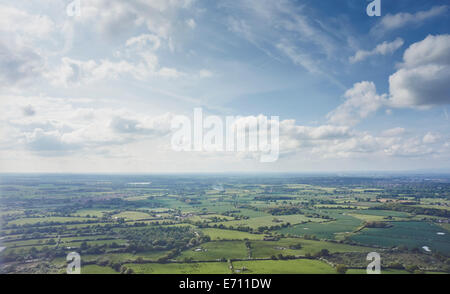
(389, 34), (450, 107)
(423, 132), (441, 144)
(0, 4), (57, 88)
(350, 38), (404, 63)
(373, 5), (448, 33)
(0, 4), (55, 38)
(22, 105), (36, 117)
(0, 95), (174, 156)
(381, 127), (405, 137)
(280, 121), (351, 141)
(24, 129), (81, 155)
(78, 0), (195, 39)
(0, 40), (46, 86)
(327, 81), (387, 126)
(276, 119), (446, 160)
(48, 52), (182, 86)
(126, 34), (161, 50)
(2, 94), (449, 163)
(110, 113), (173, 136)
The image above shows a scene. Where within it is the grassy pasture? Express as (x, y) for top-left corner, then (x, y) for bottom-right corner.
(125, 262), (231, 274)
(232, 259), (336, 274)
(53, 251), (171, 265)
(353, 210), (409, 217)
(201, 228), (265, 241)
(111, 211), (152, 220)
(71, 209), (106, 217)
(278, 212), (362, 240)
(81, 265), (118, 274)
(217, 214), (324, 230)
(249, 238), (373, 258)
(177, 241), (248, 261)
(7, 217), (93, 226)
(346, 269), (445, 274)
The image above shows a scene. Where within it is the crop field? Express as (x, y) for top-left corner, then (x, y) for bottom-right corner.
(350, 221), (450, 254)
(0, 174), (449, 274)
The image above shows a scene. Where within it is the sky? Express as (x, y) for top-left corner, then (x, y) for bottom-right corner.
(0, 0), (449, 173)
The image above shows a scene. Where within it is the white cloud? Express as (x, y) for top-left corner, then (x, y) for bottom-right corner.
(374, 5), (448, 33)
(126, 34), (161, 50)
(1, 94), (448, 167)
(47, 28), (189, 86)
(383, 137), (436, 157)
(402, 34), (450, 69)
(24, 128), (81, 155)
(381, 127), (405, 137)
(198, 69), (213, 78)
(277, 119), (446, 160)
(350, 38), (404, 63)
(48, 51), (183, 86)
(0, 4), (55, 38)
(78, 0), (196, 39)
(423, 132), (440, 144)
(280, 121), (352, 140)
(0, 39), (46, 87)
(0, 95), (174, 156)
(327, 81), (387, 126)
(186, 18), (196, 29)
(0, 4), (55, 88)
(389, 34), (450, 107)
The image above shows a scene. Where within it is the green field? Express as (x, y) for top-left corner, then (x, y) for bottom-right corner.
(7, 216), (93, 225)
(177, 241), (248, 261)
(111, 211), (152, 220)
(81, 265), (119, 274)
(350, 221), (450, 254)
(217, 214), (325, 230)
(278, 212), (362, 240)
(201, 228), (266, 240)
(232, 259), (336, 274)
(125, 262), (231, 274)
(249, 238), (373, 258)
(1, 174), (449, 274)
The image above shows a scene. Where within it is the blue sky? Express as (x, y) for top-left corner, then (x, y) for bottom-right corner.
(0, 0), (449, 173)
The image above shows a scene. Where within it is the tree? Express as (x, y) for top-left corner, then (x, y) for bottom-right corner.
(336, 264), (347, 274)
(388, 262), (404, 270)
(314, 249), (329, 258)
(80, 241), (89, 250)
(443, 265), (450, 273)
(405, 265), (420, 273)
